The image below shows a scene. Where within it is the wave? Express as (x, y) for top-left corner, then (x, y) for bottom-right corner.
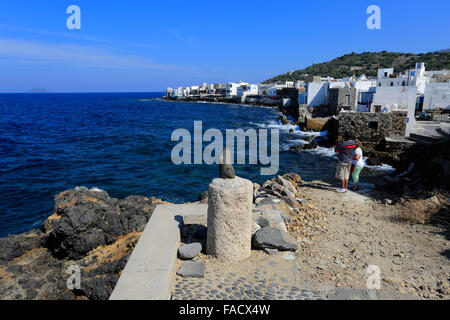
(365, 163), (395, 173)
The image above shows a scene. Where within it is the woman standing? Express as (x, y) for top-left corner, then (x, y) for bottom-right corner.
(351, 140), (364, 191)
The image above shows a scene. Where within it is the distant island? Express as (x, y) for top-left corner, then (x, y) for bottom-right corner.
(26, 88), (50, 93)
(264, 51), (450, 82)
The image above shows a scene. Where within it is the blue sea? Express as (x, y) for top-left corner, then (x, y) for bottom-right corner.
(0, 92), (391, 237)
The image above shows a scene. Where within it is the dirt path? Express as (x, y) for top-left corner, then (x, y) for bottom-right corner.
(295, 181), (450, 299)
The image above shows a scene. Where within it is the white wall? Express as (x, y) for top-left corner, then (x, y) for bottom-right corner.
(247, 85), (259, 95)
(377, 68), (394, 80)
(372, 86), (418, 136)
(307, 82), (329, 107)
(423, 83), (450, 111)
(226, 83), (243, 97)
(329, 82), (346, 89)
(268, 88), (277, 97)
(352, 80), (376, 92)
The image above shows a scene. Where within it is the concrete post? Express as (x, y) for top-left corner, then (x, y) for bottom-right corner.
(207, 177), (253, 262)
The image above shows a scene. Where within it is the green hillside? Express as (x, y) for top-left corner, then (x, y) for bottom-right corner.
(264, 51), (450, 83)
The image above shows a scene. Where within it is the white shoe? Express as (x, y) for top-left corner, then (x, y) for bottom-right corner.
(337, 188), (347, 193)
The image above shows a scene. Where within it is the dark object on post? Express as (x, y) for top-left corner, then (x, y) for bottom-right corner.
(219, 148), (235, 179)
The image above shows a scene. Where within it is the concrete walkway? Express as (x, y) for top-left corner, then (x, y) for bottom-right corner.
(110, 203), (207, 300)
(410, 121), (450, 142)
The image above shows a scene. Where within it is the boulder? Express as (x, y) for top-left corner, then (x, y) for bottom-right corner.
(178, 243), (202, 260)
(283, 173), (303, 187)
(303, 141), (318, 150)
(252, 211), (270, 228)
(290, 144), (303, 151)
(252, 227), (298, 252)
(177, 261), (205, 278)
(306, 117), (329, 132)
(44, 188), (156, 259)
(0, 229), (42, 262)
(277, 115), (289, 125)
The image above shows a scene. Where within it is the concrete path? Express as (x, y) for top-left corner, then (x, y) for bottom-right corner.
(410, 121), (450, 142)
(110, 204), (207, 300)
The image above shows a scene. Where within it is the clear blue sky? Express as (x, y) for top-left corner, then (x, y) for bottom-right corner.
(0, 0), (449, 92)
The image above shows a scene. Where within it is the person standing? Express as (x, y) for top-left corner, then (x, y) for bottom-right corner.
(351, 140), (364, 191)
(334, 136), (356, 193)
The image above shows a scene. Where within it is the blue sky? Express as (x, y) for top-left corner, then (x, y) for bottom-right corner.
(0, 0), (449, 92)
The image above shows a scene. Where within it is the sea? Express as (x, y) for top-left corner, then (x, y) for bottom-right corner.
(0, 92), (393, 237)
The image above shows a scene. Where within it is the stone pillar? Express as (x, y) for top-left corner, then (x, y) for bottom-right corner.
(207, 177), (253, 262)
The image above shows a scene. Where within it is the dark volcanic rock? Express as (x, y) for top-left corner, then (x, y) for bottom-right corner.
(290, 141), (318, 151)
(44, 188), (156, 259)
(303, 141), (318, 150)
(177, 261), (205, 278)
(290, 144), (303, 151)
(252, 227), (298, 252)
(0, 229), (42, 262)
(0, 187), (160, 300)
(277, 115), (290, 125)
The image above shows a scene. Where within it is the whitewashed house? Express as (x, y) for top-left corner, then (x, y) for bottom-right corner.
(275, 81), (294, 89)
(372, 86), (418, 136)
(246, 84), (259, 95)
(423, 82), (450, 111)
(226, 83), (244, 97)
(190, 85), (199, 95)
(259, 86), (277, 97)
(207, 84), (216, 95)
(165, 87), (174, 97)
(376, 63), (430, 94)
(305, 82), (329, 107)
(350, 77), (377, 108)
(174, 87), (185, 97)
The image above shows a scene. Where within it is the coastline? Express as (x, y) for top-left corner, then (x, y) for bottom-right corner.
(0, 172), (448, 300)
(0, 97), (448, 300)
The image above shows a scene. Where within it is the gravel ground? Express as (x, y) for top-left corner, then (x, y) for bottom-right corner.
(172, 180), (449, 300)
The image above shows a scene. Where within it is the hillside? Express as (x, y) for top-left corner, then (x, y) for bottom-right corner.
(264, 51), (450, 83)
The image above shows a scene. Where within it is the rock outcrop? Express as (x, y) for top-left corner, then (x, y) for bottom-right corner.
(376, 139), (450, 193)
(44, 187), (156, 259)
(251, 173), (326, 253)
(0, 187), (162, 300)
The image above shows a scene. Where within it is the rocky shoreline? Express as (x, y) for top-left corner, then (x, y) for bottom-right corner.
(163, 97), (414, 167)
(1, 120), (448, 300)
(1, 166), (448, 300)
(0, 187), (167, 300)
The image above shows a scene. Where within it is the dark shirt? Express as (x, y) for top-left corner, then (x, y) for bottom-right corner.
(336, 140), (356, 163)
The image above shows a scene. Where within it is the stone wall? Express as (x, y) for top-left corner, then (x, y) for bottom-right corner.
(338, 111), (407, 142)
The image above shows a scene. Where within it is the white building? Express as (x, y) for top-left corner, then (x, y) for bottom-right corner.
(351, 78), (377, 105)
(226, 83), (244, 97)
(165, 87), (174, 97)
(174, 87), (185, 97)
(329, 81), (347, 89)
(274, 81), (294, 89)
(306, 82), (329, 107)
(372, 86), (418, 136)
(190, 85), (199, 95)
(246, 84), (259, 95)
(259, 86), (277, 97)
(376, 63), (430, 94)
(423, 83), (450, 111)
